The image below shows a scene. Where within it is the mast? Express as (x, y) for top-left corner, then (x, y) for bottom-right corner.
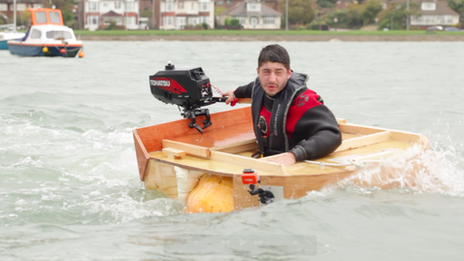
(13, 0), (17, 32)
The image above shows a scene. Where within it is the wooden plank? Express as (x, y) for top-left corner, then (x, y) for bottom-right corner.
(144, 160), (179, 198)
(133, 130), (150, 181)
(336, 118), (346, 124)
(210, 150), (288, 175)
(211, 139), (258, 154)
(136, 106), (252, 153)
(162, 147), (187, 159)
(335, 131), (392, 152)
(339, 123), (386, 135)
(162, 140), (211, 158)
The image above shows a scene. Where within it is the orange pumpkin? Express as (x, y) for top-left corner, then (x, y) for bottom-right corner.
(185, 174), (234, 213)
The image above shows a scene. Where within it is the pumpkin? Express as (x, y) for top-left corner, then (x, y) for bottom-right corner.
(185, 174), (234, 213)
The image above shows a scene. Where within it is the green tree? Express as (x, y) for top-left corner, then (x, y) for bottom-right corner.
(324, 4), (363, 29)
(317, 0), (336, 8)
(377, 3), (419, 30)
(361, 0), (383, 25)
(141, 10), (153, 18)
(278, 0), (316, 26)
(448, 0), (464, 16)
(50, 0), (74, 24)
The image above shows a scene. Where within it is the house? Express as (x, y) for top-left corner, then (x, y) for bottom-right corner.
(217, 0), (282, 29)
(0, 0), (43, 25)
(78, 0), (140, 31)
(159, 0), (215, 30)
(139, 0), (160, 29)
(409, 0), (459, 29)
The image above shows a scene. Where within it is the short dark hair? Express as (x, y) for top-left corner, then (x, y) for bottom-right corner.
(258, 44), (290, 70)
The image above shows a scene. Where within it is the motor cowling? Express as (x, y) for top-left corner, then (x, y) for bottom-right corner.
(149, 62), (215, 110)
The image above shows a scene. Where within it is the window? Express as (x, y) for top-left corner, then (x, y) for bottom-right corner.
(125, 16), (135, 25)
(217, 1), (223, 4)
(200, 2), (209, 11)
(33, 4), (43, 8)
(164, 16), (174, 25)
(30, 29), (41, 39)
(89, 2), (99, 11)
(0, 4), (7, 11)
(237, 16), (246, 25)
(16, 3), (26, 11)
(35, 12), (47, 23)
(49, 11), (61, 24)
(46, 30), (73, 39)
(165, 1), (174, 11)
(421, 2), (436, 11)
(104, 17), (123, 25)
(126, 2), (135, 11)
(247, 3), (260, 11)
(178, 1), (184, 9)
(88, 15), (99, 25)
(115, 1), (121, 8)
(263, 16), (275, 24)
(200, 16), (208, 23)
(191, 2), (194, 10)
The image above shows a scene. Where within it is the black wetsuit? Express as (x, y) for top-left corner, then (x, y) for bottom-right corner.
(233, 72), (342, 161)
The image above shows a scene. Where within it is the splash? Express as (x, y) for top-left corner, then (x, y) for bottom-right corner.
(324, 142), (464, 197)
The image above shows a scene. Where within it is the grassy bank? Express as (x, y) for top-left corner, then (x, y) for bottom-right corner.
(74, 29), (464, 36)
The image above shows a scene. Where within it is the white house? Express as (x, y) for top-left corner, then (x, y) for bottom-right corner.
(217, 0), (282, 30)
(410, 0), (459, 28)
(83, 0), (140, 31)
(159, 0), (215, 30)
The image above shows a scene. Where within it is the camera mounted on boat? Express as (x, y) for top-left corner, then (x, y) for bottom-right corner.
(242, 169), (275, 204)
(149, 62), (226, 133)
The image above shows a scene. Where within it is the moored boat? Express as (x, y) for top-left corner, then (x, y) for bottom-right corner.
(7, 8), (84, 58)
(0, 0), (25, 50)
(0, 31), (25, 50)
(132, 64), (430, 213)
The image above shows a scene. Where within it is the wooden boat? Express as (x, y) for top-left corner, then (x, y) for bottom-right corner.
(7, 8), (84, 58)
(133, 105), (429, 213)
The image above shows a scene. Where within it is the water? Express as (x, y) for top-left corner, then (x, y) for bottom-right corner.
(1, 41), (464, 260)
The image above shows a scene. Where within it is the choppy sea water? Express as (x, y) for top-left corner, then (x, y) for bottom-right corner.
(1, 41), (464, 260)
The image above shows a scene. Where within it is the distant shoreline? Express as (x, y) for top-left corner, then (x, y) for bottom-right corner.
(79, 34), (464, 42)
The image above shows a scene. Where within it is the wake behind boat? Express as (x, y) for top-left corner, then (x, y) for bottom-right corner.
(7, 8), (84, 58)
(133, 64), (430, 213)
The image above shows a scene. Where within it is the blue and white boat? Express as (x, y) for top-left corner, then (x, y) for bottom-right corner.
(0, 0), (25, 50)
(7, 8), (84, 58)
(0, 30), (25, 50)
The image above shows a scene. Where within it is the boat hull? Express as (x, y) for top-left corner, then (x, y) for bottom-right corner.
(0, 40), (8, 50)
(133, 106), (430, 212)
(7, 42), (82, 57)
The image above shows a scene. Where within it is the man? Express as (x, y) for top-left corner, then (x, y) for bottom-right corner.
(223, 44), (341, 166)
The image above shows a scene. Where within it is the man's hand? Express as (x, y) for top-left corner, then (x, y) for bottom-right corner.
(265, 152), (296, 166)
(222, 90), (237, 105)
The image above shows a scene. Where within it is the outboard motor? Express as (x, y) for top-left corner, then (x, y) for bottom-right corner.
(149, 62), (225, 133)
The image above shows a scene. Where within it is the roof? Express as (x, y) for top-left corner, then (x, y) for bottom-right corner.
(379, 0), (459, 16)
(101, 11), (123, 17)
(416, 0), (459, 16)
(220, 1), (282, 16)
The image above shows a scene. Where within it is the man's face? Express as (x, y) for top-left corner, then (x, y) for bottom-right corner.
(257, 62), (292, 97)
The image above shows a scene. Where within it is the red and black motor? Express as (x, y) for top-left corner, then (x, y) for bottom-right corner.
(149, 62), (225, 133)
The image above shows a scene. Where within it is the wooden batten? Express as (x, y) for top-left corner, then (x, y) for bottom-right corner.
(162, 147), (187, 159)
(162, 140), (211, 158)
(210, 150), (288, 175)
(339, 123), (386, 135)
(210, 139), (258, 154)
(335, 131), (392, 152)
